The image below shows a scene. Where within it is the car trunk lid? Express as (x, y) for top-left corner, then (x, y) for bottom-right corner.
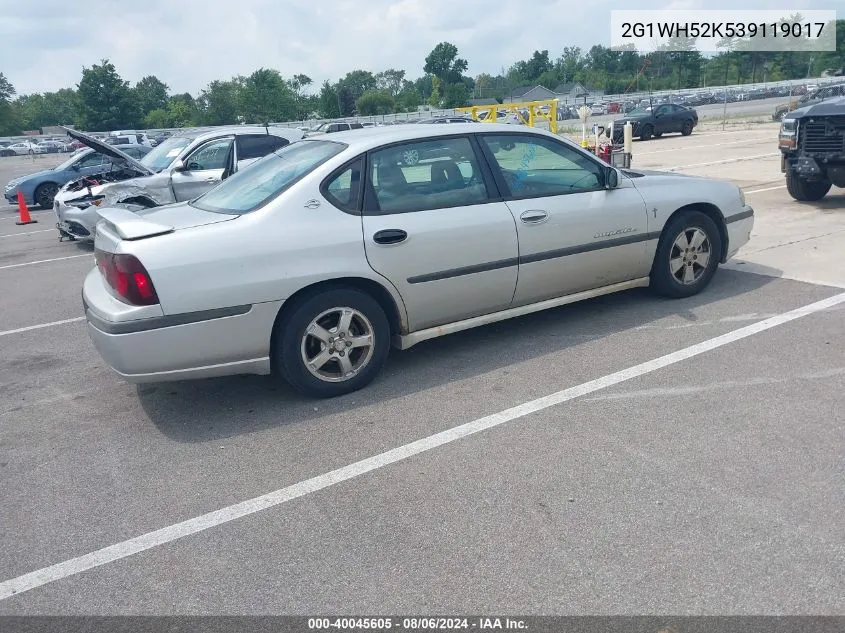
(96, 202), (237, 244)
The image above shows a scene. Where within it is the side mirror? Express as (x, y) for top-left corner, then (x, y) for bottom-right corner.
(69, 163), (80, 170)
(171, 159), (186, 173)
(605, 167), (619, 189)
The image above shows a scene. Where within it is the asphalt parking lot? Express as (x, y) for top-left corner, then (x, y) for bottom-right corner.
(1, 123), (843, 614)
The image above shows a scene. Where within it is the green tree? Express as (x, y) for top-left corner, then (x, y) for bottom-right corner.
(76, 59), (141, 131)
(142, 108), (170, 129)
(442, 82), (469, 108)
(133, 75), (169, 116)
(0, 73), (18, 135)
(339, 70), (377, 101)
(337, 85), (355, 116)
(196, 79), (241, 125)
(240, 68), (297, 122)
(356, 89), (394, 115)
(428, 76), (441, 107)
(424, 42), (468, 85)
(318, 80), (340, 118)
(375, 69), (406, 97)
(395, 81), (421, 112)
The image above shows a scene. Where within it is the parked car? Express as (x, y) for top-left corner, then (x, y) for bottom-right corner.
(305, 121), (364, 137)
(81, 124), (753, 397)
(0, 141), (46, 156)
(778, 96), (845, 202)
(4, 144), (151, 209)
(53, 125), (304, 240)
(613, 103), (698, 141)
(43, 140), (73, 153)
(106, 131), (154, 147)
(590, 103), (606, 115)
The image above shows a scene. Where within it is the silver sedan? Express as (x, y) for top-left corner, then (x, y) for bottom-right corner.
(82, 124), (754, 397)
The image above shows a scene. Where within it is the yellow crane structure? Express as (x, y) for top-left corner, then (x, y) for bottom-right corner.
(455, 99), (560, 134)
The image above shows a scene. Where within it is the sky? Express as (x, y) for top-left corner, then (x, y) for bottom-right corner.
(0, 0), (823, 97)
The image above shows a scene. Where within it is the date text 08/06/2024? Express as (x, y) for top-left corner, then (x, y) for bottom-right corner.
(307, 617), (529, 630)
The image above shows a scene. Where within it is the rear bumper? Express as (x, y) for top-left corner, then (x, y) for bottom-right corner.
(83, 269), (280, 383)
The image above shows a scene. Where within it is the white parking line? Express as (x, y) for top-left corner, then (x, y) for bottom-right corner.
(745, 185), (786, 194)
(0, 317), (86, 337)
(0, 254), (91, 271)
(0, 210), (52, 221)
(0, 228), (54, 238)
(665, 152), (779, 171)
(1, 289), (843, 601)
(637, 135), (775, 156)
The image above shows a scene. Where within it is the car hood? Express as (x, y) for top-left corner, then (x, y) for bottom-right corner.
(62, 127), (154, 176)
(786, 96), (845, 119)
(10, 168), (56, 184)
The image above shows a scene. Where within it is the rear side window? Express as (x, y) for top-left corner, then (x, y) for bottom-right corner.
(236, 134), (290, 160)
(323, 157), (363, 213)
(367, 137), (489, 214)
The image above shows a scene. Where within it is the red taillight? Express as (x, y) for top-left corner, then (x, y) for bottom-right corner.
(94, 249), (159, 306)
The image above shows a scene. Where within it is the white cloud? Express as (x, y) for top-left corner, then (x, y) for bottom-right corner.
(0, 0), (793, 96)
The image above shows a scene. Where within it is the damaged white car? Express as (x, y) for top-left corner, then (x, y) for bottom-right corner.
(53, 125), (304, 241)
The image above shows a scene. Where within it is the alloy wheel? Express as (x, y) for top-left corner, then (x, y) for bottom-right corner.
(669, 227), (711, 285)
(300, 307), (375, 383)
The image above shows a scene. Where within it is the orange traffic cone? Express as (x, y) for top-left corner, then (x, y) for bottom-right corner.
(16, 191), (37, 226)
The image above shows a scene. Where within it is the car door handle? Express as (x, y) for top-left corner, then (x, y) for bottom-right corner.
(520, 210), (548, 224)
(373, 229), (408, 245)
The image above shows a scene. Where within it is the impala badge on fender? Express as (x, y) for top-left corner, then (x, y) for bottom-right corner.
(594, 227), (635, 239)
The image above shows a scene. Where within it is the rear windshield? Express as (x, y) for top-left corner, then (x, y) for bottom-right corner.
(190, 140), (346, 215)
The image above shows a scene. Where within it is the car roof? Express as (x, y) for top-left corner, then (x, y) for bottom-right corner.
(312, 123), (559, 153)
(171, 125), (303, 143)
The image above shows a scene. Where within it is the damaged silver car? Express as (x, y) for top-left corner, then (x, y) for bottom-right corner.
(53, 125), (304, 241)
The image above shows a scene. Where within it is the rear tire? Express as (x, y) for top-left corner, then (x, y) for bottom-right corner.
(650, 210), (722, 299)
(785, 171), (831, 202)
(274, 288), (391, 398)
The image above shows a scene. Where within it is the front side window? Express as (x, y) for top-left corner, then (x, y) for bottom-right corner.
(367, 137), (488, 213)
(191, 140), (345, 215)
(184, 138), (232, 171)
(481, 135), (603, 197)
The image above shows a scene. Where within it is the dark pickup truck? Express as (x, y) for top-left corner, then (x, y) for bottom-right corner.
(779, 96), (845, 201)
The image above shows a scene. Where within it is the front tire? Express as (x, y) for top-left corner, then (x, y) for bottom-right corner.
(651, 210), (722, 299)
(34, 182), (59, 208)
(785, 171), (831, 202)
(274, 288), (391, 398)
(639, 124), (654, 141)
(681, 120), (694, 136)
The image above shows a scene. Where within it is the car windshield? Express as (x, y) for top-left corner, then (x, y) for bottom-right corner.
(191, 140), (346, 215)
(139, 135), (195, 172)
(55, 150), (93, 170)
